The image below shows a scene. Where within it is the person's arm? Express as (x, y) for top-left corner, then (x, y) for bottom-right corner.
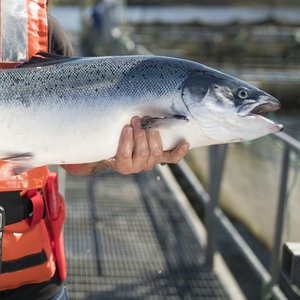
(62, 116), (189, 176)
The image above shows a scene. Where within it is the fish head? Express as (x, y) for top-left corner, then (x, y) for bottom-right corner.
(181, 69), (283, 143)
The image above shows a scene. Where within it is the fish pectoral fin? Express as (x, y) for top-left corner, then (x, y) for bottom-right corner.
(141, 115), (189, 130)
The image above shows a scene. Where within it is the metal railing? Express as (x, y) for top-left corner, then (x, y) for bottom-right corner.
(270, 133), (300, 291)
(174, 132), (300, 299)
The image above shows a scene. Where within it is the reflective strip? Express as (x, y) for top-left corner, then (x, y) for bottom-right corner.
(0, 0), (28, 62)
(0, 0), (48, 64)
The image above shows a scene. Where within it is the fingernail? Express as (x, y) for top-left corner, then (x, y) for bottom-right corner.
(131, 116), (141, 127)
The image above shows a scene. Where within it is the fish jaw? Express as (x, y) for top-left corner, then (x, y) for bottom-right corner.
(242, 114), (283, 135)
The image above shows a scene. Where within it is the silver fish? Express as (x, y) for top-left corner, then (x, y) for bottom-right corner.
(0, 53), (283, 170)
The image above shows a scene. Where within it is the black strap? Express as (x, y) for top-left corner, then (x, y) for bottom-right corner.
(0, 192), (33, 226)
(1, 249), (48, 274)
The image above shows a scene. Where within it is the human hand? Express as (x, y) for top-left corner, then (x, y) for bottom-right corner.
(63, 116), (189, 175)
(102, 116), (189, 175)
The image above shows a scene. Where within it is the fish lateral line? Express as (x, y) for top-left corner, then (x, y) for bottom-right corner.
(141, 115), (189, 130)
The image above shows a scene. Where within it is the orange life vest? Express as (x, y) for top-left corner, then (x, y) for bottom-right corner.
(0, 0), (66, 290)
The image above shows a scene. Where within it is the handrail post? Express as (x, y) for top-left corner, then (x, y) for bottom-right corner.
(205, 144), (228, 268)
(269, 144), (290, 290)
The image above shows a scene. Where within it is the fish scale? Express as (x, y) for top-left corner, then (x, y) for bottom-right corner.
(0, 54), (282, 171)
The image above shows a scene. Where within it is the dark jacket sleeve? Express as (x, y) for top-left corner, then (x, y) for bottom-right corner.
(48, 15), (74, 56)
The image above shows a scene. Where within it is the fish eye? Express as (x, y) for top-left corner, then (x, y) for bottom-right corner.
(238, 89), (249, 99)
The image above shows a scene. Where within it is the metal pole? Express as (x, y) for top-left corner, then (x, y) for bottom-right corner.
(270, 144), (290, 287)
(205, 144), (227, 268)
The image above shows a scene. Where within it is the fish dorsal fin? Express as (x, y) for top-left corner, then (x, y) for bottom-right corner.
(17, 51), (78, 68)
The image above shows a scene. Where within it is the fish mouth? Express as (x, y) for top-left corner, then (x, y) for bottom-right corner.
(250, 102), (281, 115)
(238, 97), (284, 132)
(238, 98), (281, 117)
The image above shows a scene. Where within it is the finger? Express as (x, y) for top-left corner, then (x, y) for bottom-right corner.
(113, 125), (134, 173)
(131, 116), (150, 170)
(145, 129), (163, 170)
(161, 141), (190, 164)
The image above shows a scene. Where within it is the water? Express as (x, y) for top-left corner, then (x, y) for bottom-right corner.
(50, 5), (300, 32)
(127, 5), (300, 25)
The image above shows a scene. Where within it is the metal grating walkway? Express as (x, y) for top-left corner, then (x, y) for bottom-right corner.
(63, 167), (229, 299)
